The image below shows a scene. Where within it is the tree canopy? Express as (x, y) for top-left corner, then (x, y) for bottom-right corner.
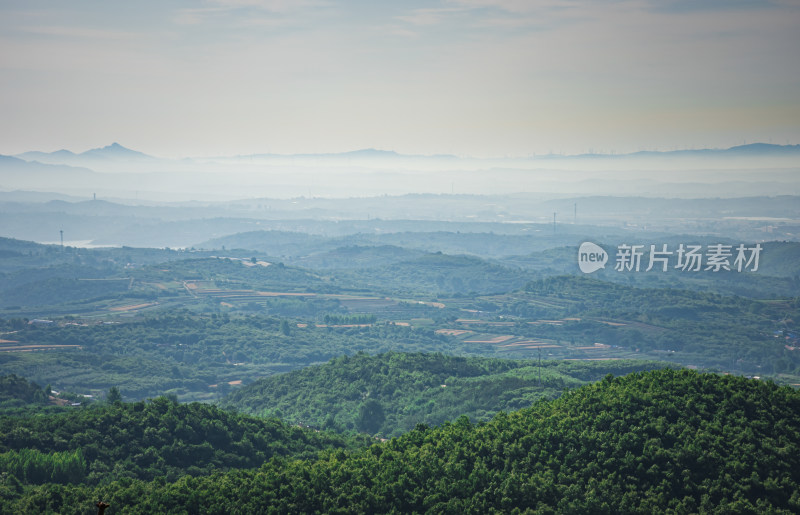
(4, 369), (800, 513)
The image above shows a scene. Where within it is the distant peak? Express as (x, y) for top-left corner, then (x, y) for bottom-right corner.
(94, 142), (130, 152)
(52, 149), (78, 156)
(81, 142), (152, 159)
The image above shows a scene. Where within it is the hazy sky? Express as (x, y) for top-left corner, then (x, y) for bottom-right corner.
(1, 0), (798, 158)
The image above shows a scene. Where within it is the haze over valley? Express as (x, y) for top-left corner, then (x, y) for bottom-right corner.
(3, 142), (800, 201)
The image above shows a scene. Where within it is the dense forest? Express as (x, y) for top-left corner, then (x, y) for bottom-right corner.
(3, 369), (799, 513)
(221, 352), (675, 437)
(0, 396), (365, 488)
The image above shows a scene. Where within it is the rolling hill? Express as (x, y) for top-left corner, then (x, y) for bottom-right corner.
(221, 352), (675, 437)
(6, 369), (800, 513)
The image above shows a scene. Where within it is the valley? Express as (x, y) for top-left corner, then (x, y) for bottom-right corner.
(0, 191), (798, 512)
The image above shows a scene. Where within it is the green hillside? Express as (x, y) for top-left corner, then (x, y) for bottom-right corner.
(292, 244), (424, 269)
(6, 369), (800, 513)
(0, 397), (363, 487)
(332, 253), (535, 295)
(2, 270), (798, 404)
(221, 352), (674, 437)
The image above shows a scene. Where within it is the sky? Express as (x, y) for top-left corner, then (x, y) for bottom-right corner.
(1, 0), (798, 158)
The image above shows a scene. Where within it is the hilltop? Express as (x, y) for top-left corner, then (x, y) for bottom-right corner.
(221, 352), (674, 437)
(0, 395), (363, 486)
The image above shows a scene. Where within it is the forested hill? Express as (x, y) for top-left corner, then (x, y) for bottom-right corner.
(8, 369), (800, 513)
(221, 352), (675, 437)
(0, 397), (364, 486)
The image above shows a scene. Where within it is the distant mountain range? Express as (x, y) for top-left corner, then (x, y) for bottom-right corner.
(16, 142), (154, 163)
(2, 142), (798, 201)
(624, 143), (800, 158)
(8, 142), (800, 164)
